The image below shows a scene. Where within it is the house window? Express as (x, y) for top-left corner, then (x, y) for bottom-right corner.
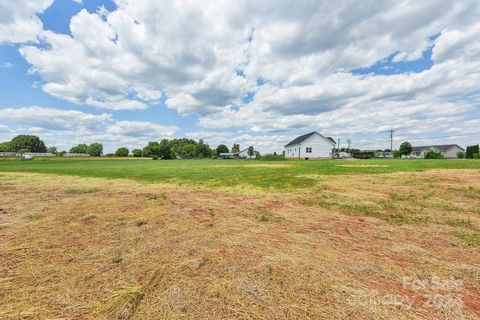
(306, 147), (312, 153)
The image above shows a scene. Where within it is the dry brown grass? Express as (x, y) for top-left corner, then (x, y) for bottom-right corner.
(1, 170), (480, 319)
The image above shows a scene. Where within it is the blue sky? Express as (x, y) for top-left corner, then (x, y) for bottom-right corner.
(1, 0), (480, 153)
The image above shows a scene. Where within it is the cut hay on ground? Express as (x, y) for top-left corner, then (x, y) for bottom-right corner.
(1, 170), (479, 319)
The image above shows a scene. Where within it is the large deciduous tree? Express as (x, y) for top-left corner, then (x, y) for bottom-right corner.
(115, 147), (129, 157)
(158, 139), (174, 159)
(399, 141), (412, 156)
(87, 143), (103, 156)
(466, 144), (479, 158)
(216, 144), (229, 156)
(143, 142), (160, 157)
(196, 143), (212, 158)
(132, 149), (143, 157)
(9, 135), (47, 152)
(70, 143), (88, 154)
(0, 142), (11, 152)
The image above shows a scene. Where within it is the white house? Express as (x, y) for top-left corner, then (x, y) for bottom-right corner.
(238, 148), (255, 158)
(411, 144), (464, 158)
(284, 132), (336, 159)
(219, 147), (256, 159)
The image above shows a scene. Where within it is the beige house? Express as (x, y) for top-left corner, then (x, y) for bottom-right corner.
(411, 144), (464, 158)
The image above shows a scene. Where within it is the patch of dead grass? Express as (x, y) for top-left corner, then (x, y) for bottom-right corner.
(0, 170), (479, 319)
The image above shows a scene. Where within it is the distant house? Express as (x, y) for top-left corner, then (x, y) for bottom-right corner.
(219, 147), (256, 159)
(219, 152), (237, 159)
(411, 145), (464, 158)
(375, 151), (394, 158)
(239, 148), (255, 158)
(284, 132), (336, 159)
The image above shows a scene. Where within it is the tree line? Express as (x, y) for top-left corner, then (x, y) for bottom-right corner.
(0, 135), (257, 159)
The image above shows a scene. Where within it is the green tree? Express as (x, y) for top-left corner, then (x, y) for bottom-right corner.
(393, 150), (402, 158)
(115, 147), (129, 157)
(143, 142), (160, 157)
(70, 144), (88, 153)
(196, 143), (212, 158)
(47, 146), (58, 155)
(247, 146), (254, 159)
(159, 139), (174, 159)
(216, 144), (229, 156)
(0, 142), (11, 152)
(466, 145), (479, 159)
(399, 141), (412, 156)
(182, 144), (197, 158)
(231, 143), (240, 153)
(9, 135), (47, 152)
(87, 143), (103, 156)
(132, 149), (143, 157)
(169, 138), (196, 158)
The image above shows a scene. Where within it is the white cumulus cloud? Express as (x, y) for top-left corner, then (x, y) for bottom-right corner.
(0, 0), (53, 44)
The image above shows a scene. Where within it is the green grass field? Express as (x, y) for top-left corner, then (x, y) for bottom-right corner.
(1, 158), (479, 190)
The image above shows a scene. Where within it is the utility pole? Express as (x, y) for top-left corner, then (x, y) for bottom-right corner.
(389, 130), (395, 151)
(347, 139), (351, 153)
(337, 138), (341, 154)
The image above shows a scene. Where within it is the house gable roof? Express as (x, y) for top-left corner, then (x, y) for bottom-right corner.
(412, 144), (464, 152)
(284, 132), (335, 147)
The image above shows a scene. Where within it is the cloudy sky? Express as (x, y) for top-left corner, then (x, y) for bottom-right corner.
(1, 0), (479, 153)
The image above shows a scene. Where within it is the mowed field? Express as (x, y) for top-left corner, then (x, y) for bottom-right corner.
(1, 159), (480, 319)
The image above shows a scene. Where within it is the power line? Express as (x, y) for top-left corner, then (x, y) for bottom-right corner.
(401, 131), (480, 141)
(347, 131), (480, 150)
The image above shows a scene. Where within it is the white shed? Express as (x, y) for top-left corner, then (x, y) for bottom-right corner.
(284, 132), (336, 159)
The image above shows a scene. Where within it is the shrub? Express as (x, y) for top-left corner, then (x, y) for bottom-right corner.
(457, 151), (465, 159)
(424, 150), (444, 159)
(151, 155), (159, 160)
(474, 153), (480, 159)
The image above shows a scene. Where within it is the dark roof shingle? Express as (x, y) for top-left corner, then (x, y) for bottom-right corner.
(285, 132), (335, 147)
(412, 144), (464, 152)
